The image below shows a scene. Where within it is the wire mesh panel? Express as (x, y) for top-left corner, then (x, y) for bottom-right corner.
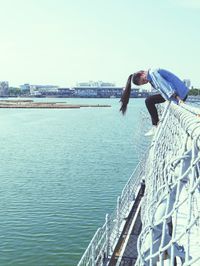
(77, 157), (146, 266)
(78, 101), (200, 266)
(136, 102), (200, 266)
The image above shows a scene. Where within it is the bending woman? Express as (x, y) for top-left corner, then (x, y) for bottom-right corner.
(120, 68), (189, 136)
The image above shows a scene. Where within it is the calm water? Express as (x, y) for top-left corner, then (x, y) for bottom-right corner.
(0, 98), (146, 266)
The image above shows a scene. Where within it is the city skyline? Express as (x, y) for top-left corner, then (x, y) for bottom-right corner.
(7, 78), (192, 90)
(0, 0), (200, 88)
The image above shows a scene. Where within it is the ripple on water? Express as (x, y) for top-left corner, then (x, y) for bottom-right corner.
(0, 99), (144, 265)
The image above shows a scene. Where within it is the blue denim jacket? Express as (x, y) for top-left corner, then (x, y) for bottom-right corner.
(147, 69), (189, 101)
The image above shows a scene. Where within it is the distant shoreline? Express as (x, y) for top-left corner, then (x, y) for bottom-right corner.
(0, 100), (111, 109)
(0, 96), (147, 99)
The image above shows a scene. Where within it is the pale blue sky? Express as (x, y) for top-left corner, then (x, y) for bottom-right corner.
(0, 0), (200, 87)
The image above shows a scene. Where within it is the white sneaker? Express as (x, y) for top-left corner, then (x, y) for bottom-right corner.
(144, 126), (157, 136)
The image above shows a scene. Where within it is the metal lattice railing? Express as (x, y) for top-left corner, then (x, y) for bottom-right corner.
(77, 155), (147, 266)
(136, 102), (200, 266)
(78, 100), (200, 266)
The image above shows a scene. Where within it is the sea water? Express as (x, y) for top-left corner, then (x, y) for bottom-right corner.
(0, 98), (146, 266)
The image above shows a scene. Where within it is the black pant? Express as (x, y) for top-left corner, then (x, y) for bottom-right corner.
(145, 94), (188, 125)
(145, 94), (166, 126)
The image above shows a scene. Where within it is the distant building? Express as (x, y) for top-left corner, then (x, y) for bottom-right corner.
(96, 87), (122, 98)
(57, 88), (75, 97)
(72, 81), (149, 98)
(74, 80), (118, 97)
(29, 85), (59, 95)
(0, 81), (9, 96)
(76, 80), (115, 88)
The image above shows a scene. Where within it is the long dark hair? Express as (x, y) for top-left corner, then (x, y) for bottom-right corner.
(120, 71), (144, 115)
(119, 74), (132, 115)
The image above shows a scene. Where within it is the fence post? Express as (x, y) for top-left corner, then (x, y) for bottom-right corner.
(117, 196), (121, 237)
(92, 242), (95, 266)
(128, 184), (131, 210)
(105, 214), (110, 258)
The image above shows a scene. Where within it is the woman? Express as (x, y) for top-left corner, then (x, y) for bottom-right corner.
(120, 69), (189, 136)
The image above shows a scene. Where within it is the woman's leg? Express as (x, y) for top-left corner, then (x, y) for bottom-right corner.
(145, 94), (166, 125)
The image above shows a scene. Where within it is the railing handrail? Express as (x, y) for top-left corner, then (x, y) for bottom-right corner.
(136, 102), (200, 265)
(78, 101), (200, 266)
(77, 153), (147, 265)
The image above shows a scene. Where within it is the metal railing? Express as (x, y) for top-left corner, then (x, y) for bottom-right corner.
(136, 102), (200, 265)
(77, 156), (147, 266)
(78, 100), (200, 266)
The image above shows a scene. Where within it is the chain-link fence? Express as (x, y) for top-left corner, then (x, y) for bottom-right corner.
(77, 156), (147, 266)
(78, 101), (200, 266)
(136, 102), (200, 266)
